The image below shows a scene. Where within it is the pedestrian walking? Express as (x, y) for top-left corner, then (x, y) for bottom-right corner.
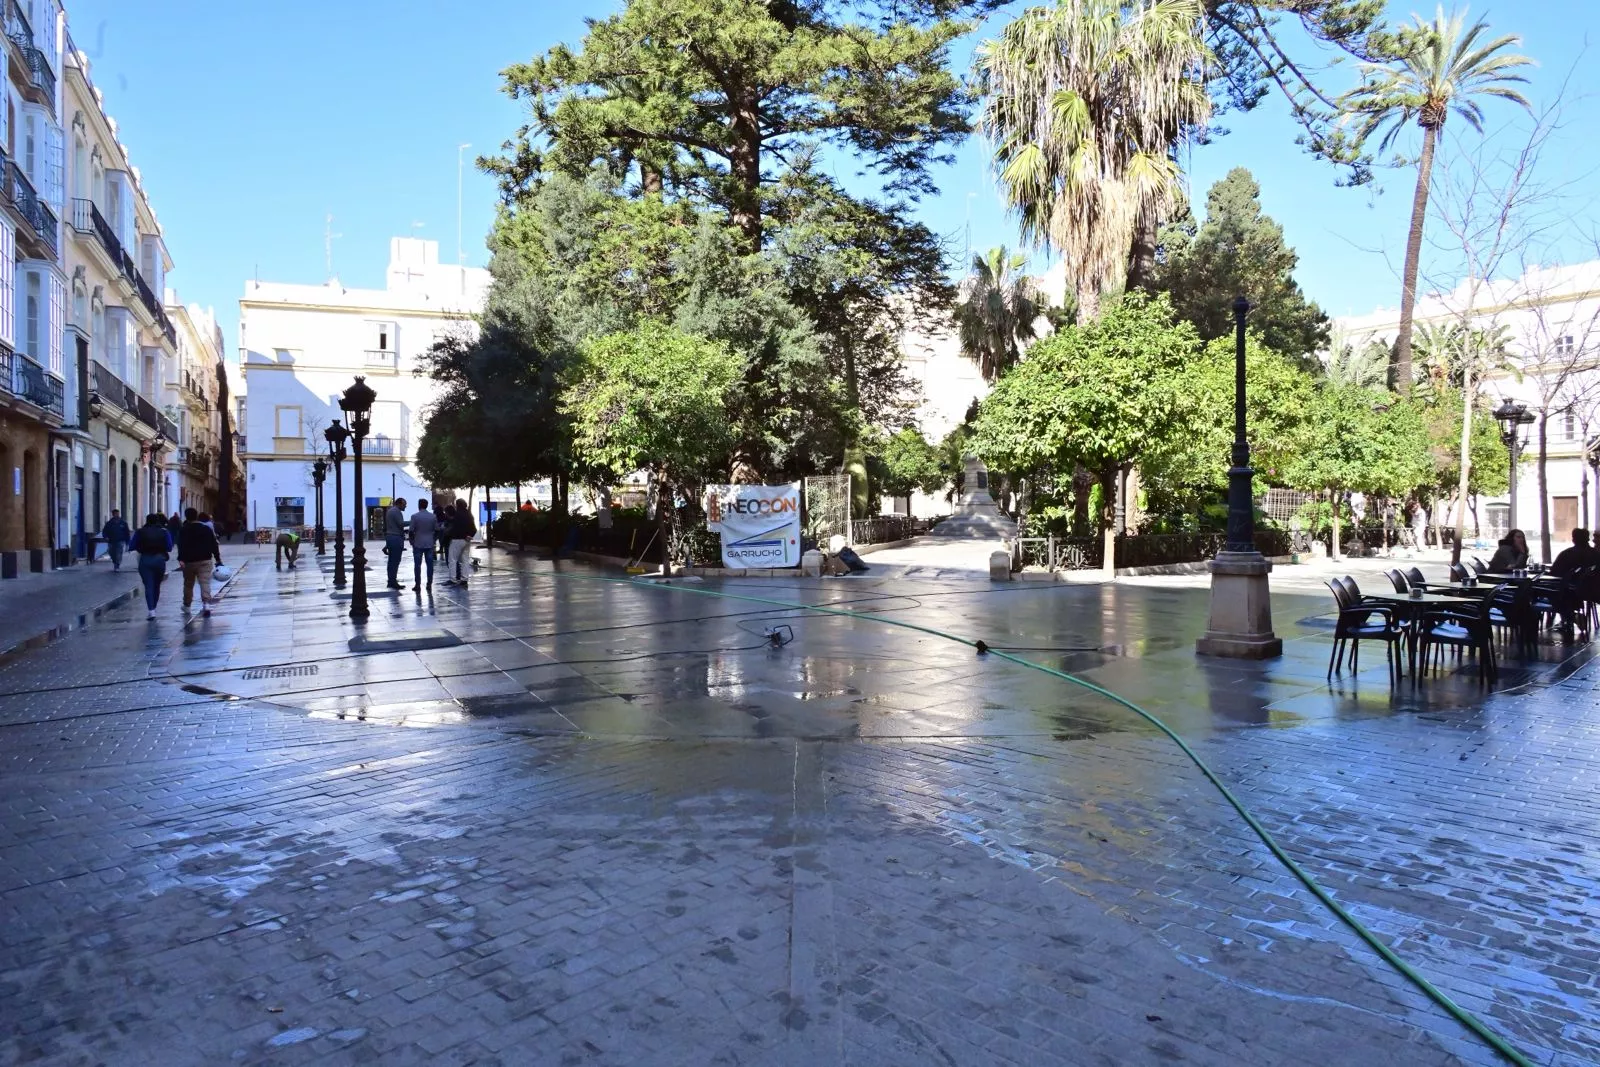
(409, 498), (438, 590)
(437, 502), (454, 580)
(445, 499), (476, 586)
(385, 498), (408, 590)
(134, 513), (173, 619)
(177, 507), (224, 617)
(101, 510), (131, 572)
(167, 512), (184, 545)
(275, 529), (301, 569)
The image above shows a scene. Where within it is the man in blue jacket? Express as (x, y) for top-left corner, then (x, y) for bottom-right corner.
(101, 510), (131, 571)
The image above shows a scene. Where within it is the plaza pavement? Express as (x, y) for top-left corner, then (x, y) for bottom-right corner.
(0, 542), (1597, 1066)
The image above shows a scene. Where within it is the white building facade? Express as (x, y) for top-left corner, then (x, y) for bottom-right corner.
(239, 238), (489, 538)
(162, 299), (225, 516)
(1338, 261), (1600, 554)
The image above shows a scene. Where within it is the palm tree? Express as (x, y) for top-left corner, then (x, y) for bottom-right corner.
(1340, 8), (1532, 395)
(954, 246), (1045, 381)
(976, 0), (1210, 322)
(1323, 329), (1391, 390)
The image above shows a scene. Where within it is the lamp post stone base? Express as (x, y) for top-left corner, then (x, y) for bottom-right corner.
(1195, 551), (1283, 660)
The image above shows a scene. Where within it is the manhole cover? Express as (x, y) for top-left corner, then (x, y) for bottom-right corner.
(241, 665), (320, 680)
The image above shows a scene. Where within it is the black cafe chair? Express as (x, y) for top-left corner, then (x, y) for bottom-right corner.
(1448, 562), (1469, 582)
(1470, 557), (1489, 575)
(1406, 566), (1429, 590)
(1326, 579), (1404, 681)
(1385, 568), (1409, 594)
(1418, 603), (1496, 682)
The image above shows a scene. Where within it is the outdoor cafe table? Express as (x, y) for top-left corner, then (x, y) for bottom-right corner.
(1362, 591), (1479, 674)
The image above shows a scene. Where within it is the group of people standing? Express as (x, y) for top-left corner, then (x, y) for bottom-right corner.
(107, 508), (226, 620)
(383, 497), (477, 592)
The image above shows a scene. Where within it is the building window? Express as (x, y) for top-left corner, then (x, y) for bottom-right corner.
(274, 497), (305, 528)
(23, 271), (41, 360)
(1562, 413), (1578, 442)
(1554, 335), (1575, 358)
(274, 406), (302, 439)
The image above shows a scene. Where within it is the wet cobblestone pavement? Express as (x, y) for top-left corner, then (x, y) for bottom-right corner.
(1, 546), (1597, 1066)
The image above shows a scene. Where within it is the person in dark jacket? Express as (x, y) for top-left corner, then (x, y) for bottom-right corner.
(1486, 529), (1530, 573)
(134, 513), (174, 619)
(101, 510), (131, 571)
(176, 507), (223, 617)
(444, 500), (476, 586)
(1551, 529), (1598, 576)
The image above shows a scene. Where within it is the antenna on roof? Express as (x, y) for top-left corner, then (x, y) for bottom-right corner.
(324, 213), (343, 283)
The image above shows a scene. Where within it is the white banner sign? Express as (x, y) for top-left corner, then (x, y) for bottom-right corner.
(705, 483), (802, 569)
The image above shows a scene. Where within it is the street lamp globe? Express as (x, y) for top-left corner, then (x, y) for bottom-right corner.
(340, 377), (377, 432)
(1492, 398), (1533, 445)
(324, 420), (350, 455)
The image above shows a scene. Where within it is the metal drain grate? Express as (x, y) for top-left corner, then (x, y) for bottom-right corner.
(240, 665), (320, 680)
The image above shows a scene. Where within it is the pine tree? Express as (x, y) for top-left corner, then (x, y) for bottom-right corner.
(1154, 167), (1329, 360)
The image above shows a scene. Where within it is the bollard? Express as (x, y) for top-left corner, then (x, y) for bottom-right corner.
(989, 550), (1012, 582)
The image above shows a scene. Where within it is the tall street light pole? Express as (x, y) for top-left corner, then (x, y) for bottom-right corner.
(457, 142), (472, 269)
(325, 421), (349, 589)
(341, 377), (377, 623)
(312, 458), (328, 556)
(1493, 399), (1536, 532)
(1196, 296), (1282, 660)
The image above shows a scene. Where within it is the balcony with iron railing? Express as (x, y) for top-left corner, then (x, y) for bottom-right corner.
(363, 434), (409, 457)
(6, 1), (55, 107)
(2, 152), (57, 257)
(70, 198), (176, 347)
(4, 344), (65, 421)
(90, 361), (178, 441)
(363, 349), (399, 371)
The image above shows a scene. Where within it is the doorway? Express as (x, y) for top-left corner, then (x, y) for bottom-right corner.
(1553, 496), (1579, 541)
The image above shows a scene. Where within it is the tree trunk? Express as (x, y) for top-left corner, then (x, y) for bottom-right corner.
(1393, 122), (1440, 397)
(515, 483), (524, 551)
(641, 164), (663, 195)
(1124, 211), (1160, 293)
(728, 90), (763, 252)
(1536, 411), (1551, 562)
(1451, 367), (1474, 566)
(1099, 467), (1117, 579)
(1076, 280), (1101, 324)
(1330, 489), (1342, 562)
(1583, 465), (1591, 529)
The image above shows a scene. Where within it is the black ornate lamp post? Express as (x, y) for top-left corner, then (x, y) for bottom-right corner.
(324, 421), (349, 589)
(149, 432), (167, 519)
(1196, 296), (1283, 660)
(340, 377), (377, 622)
(311, 458), (328, 555)
(1492, 398), (1536, 531)
(1224, 296), (1256, 553)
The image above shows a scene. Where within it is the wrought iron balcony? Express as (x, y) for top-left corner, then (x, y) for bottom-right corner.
(363, 435), (407, 457)
(90, 360), (175, 439)
(3, 157), (56, 257)
(5, 0), (32, 52)
(8, 348), (64, 419)
(364, 349), (398, 370)
(70, 198), (175, 346)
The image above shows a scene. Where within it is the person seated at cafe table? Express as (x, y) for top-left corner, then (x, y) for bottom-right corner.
(1487, 529), (1530, 573)
(1552, 528), (1599, 577)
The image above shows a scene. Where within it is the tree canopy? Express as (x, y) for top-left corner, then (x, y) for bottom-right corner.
(1154, 167), (1329, 360)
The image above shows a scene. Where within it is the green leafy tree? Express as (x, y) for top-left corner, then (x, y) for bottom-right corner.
(1154, 168), (1329, 360)
(1339, 8), (1532, 393)
(870, 427), (945, 507)
(1283, 385), (1430, 557)
(954, 246), (1045, 381)
(491, 1), (967, 471)
(972, 293), (1203, 574)
(1419, 389), (1507, 541)
(1160, 334), (1318, 491)
(416, 318), (574, 508)
(976, 0), (1212, 321)
(564, 322), (742, 571)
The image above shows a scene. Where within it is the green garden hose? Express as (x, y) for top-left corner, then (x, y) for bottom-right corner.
(530, 569), (1534, 1067)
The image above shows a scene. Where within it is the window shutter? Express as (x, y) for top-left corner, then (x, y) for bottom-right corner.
(0, 221), (13, 347)
(44, 123), (64, 211)
(48, 270), (64, 375)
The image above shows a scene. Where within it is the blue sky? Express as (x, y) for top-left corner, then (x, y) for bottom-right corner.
(66, 0), (1599, 357)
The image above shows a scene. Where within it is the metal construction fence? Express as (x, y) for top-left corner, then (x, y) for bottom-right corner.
(1016, 529), (1294, 572)
(804, 474), (851, 547)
